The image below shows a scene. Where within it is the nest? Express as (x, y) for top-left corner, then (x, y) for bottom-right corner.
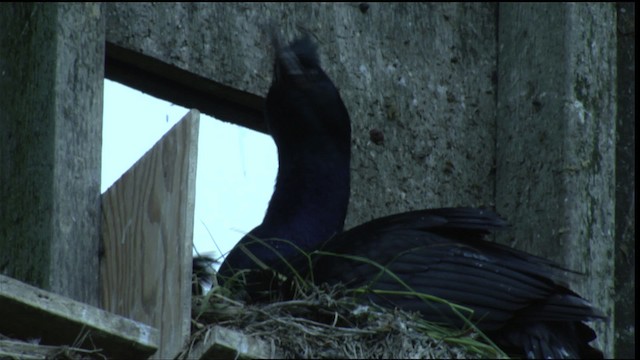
(180, 275), (506, 359)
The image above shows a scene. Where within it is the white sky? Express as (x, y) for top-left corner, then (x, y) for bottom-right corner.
(101, 79), (277, 265)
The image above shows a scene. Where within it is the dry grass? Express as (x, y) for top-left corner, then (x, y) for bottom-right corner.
(182, 272), (508, 359)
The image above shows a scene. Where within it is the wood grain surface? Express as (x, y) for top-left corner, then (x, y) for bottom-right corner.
(101, 110), (199, 359)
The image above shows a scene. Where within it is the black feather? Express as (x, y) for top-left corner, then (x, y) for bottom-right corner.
(218, 34), (605, 359)
(219, 34), (351, 278)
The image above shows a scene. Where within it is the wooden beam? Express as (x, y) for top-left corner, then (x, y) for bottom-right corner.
(0, 274), (158, 359)
(101, 110), (199, 359)
(186, 325), (279, 359)
(105, 42), (266, 134)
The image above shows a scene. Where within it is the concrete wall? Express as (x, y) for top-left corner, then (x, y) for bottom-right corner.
(1, 2), (630, 356)
(613, 3), (635, 358)
(496, 3), (617, 354)
(102, 3), (623, 354)
(104, 2), (498, 227)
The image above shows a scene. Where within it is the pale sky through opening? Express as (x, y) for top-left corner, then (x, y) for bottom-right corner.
(101, 79), (277, 266)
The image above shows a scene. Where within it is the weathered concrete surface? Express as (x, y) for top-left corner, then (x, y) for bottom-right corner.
(103, 3), (625, 355)
(0, 3), (104, 306)
(496, 3), (617, 355)
(0, 1), (618, 356)
(0, 3), (624, 355)
(613, 3), (635, 358)
(104, 2), (498, 229)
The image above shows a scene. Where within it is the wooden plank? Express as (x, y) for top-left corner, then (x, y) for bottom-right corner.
(0, 340), (46, 360)
(186, 326), (279, 359)
(0, 339), (127, 360)
(101, 110), (199, 359)
(0, 274), (158, 359)
(0, 340), (51, 360)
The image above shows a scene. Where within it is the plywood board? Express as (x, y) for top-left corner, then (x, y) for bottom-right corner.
(101, 109), (199, 359)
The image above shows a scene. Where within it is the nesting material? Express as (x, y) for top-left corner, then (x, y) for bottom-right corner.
(181, 278), (506, 359)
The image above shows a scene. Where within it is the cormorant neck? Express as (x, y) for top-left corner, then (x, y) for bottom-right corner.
(260, 145), (351, 249)
(219, 143), (350, 276)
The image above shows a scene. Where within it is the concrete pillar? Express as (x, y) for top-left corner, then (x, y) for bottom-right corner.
(613, 3), (635, 357)
(0, 3), (105, 306)
(496, 3), (616, 355)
